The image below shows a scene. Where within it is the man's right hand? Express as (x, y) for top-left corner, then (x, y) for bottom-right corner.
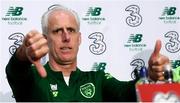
(148, 40), (169, 81)
(16, 30), (49, 78)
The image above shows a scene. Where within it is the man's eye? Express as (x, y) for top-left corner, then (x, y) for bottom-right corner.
(53, 29), (62, 34)
(67, 28), (76, 33)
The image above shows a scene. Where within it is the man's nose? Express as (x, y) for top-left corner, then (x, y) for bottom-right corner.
(62, 29), (70, 42)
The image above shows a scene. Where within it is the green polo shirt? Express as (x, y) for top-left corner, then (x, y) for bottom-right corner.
(6, 55), (137, 102)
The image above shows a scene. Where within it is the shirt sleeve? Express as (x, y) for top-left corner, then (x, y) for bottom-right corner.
(5, 54), (34, 101)
(6, 53), (32, 79)
(101, 71), (137, 102)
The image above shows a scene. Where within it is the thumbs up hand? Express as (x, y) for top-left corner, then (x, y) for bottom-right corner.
(16, 30), (49, 78)
(148, 40), (169, 81)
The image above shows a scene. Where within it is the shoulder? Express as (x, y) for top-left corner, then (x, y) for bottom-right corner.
(80, 70), (105, 76)
(77, 69), (104, 79)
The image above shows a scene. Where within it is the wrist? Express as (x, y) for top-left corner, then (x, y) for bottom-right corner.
(15, 45), (29, 62)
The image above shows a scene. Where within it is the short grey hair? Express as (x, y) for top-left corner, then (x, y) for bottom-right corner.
(41, 4), (80, 35)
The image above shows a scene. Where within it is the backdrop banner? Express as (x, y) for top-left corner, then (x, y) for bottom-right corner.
(1, 0), (180, 102)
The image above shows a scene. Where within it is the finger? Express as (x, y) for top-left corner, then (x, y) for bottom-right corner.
(25, 30), (38, 43)
(25, 30), (43, 47)
(27, 45), (49, 61)
(152, 40), (162, 57)
(151, 65), (164, 72)
(149, 69), (164, 81)
(152, 70), (164, 77)
(153, 71), (164, 80)
(157, 77), (164, 81)
(28, 37), (48, 54)
(33, 61), (47, 78)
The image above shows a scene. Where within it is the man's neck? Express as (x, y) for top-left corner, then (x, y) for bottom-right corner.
(49, 61), (77, 77)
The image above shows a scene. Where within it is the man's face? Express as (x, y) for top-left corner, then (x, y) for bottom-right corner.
(46, 10), (81, 65)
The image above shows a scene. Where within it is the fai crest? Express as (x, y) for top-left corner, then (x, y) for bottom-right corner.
(80, 83), (95, 98)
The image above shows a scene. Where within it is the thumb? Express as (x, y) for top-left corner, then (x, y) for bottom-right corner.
(152, 40), (162, 58)
(26, 48), (47, 78)
(26, 51), (47, 78)
(33, 60), (47, 78)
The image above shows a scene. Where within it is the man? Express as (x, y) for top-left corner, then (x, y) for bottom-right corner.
(6, 5), (169, 102)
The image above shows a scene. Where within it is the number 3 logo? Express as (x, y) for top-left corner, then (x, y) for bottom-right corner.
(88, 32), (106, 55)
(130, 59), (145, 79)
(125, 5), (142, 27)
(8, 33), (24, 55)
(165, 31), (180, 53)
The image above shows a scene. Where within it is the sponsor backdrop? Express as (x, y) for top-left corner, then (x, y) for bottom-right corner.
(0, 0), (180, 102)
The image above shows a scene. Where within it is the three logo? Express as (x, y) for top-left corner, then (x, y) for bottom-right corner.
(130, 59), (145, 79)
(88, 32), (106, 55)
(125, 5), (142, 27)
(164, 31), (180, 53)
(8, 33), (24, 55)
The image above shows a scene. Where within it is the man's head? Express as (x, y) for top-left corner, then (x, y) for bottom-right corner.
(41, 5), (80, 35)
(41, 5), (81, 66)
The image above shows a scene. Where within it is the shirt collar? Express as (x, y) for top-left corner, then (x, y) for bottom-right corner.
(44, 62), (81, 85)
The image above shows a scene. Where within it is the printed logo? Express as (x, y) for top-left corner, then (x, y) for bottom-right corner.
(159, 7), (180, 24)
(80, 83), (95, 98)
(82, 7), (105, 25)
(171, 60), (180, 69)
(6, 7), (23, 16)
(153, 92), (180, 102)
(105, 73), (113, 79)
(127, 33), (142, 43)
(48, 4), (62, 10)
(164, 31), (180, 53)
(88, 32), (106, 55)
(8, 33), (24, 55)
(86, 7), (101, 16)
(130, 59), (145, 79)
(162, 7), (176, 16)
(2, 6), (27, 25)
(124, 34), (146, 51)
(91, 62), (107, 71)
(50, 84), (58, 97)
(125, 5), (142, 27)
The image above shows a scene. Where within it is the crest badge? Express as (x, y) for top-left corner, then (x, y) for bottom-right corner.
(80, 83), (95, 98)
(50, 84), (58, 97)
